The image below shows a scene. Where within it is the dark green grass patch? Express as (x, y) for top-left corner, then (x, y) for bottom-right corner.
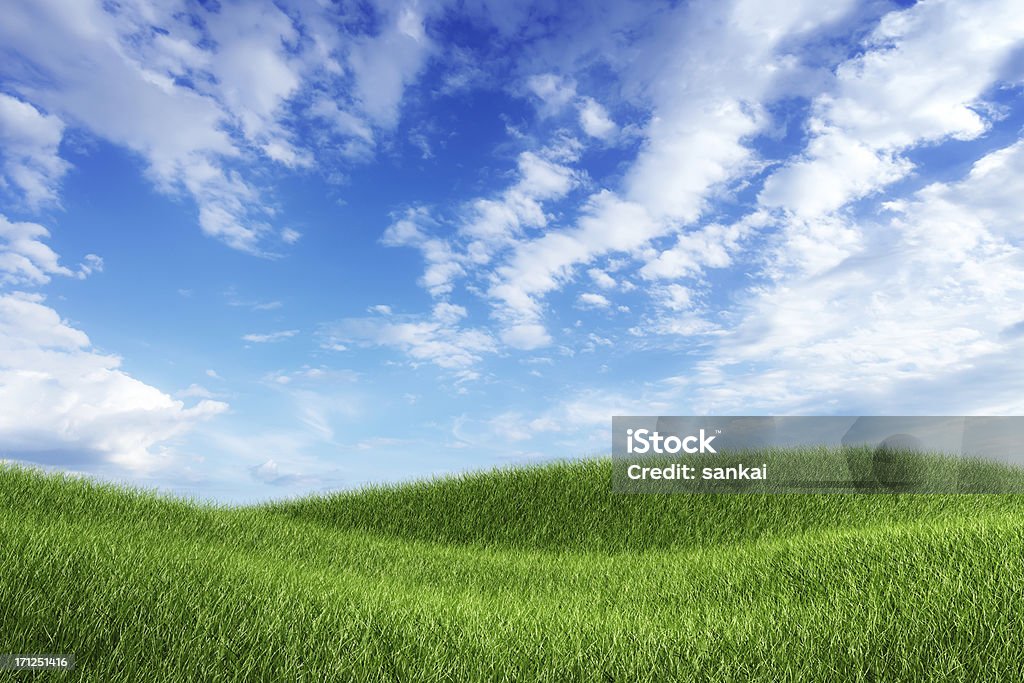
(2, 454), (1024, 681)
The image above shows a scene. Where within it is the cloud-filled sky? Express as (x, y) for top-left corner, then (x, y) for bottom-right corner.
(1, 0), (1022, 501)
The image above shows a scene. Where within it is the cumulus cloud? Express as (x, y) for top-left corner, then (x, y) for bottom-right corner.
(381, 144), (580, 301)
(460, 150), (579, 263)
(691, 140), (1024, 414)
(760, 0), (1023, 220)
(577, 97), (616, 139)
(655, 284), (693, 311)
(587, 268), (617, 290)
(1, 1), (269, 253)
(0, 215), (102, 286)
(205, 3), (304, 149)
(655, 0), (1024, 414)
(499, 323), (551, 351)
(577, 292), (611, 309)
(0, 292), (227, 471)
(0, 94), (69, 208)
(0, 163), (226, 473)
(386, 0), (1023, 366)
(0, 0), (447, 255)
(640, 215), (765, 281)
(469, 0), (861, 347)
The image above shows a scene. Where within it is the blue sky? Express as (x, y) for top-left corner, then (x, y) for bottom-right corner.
(1, 0), (1023, 501)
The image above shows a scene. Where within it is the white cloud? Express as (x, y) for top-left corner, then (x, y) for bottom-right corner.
(0, 94), (69, 208)
(0, 0), (446, 255)
(0, 1), (270, 253)
(587, 268), (617, 290)
(0, 215), (101, 286)
(451, 0), (1023, 359)
(577, 292), (611, 309)
(381, 207), (465, 296)
(640, 215), (764, 280)
(321, 306), (496, 371)
(78, 254), (104, 277)
(656, 284), (693, 311)
(455, 388), (666, 454)
(577, 97), (616, 139)
(432, 301), (467, 324)
(177, 383), (214, 399)
(691, 139), (1024, 414)
(309, 97), (376, 160)
(251, 458), (283, 483)
(263, 365), (356, 389)
(767, 213), (863, 277)
(204, 3), (303, 147)
(0, 216), (73, 286)
(461, 150), (579, 263)
(827, 0), (1020, 149)
(620, 0), (856, 225)
(0, 292), (227, 471)
(383, 147), (580, 299)
(760, 0), (1024, 220)
(760, 132), (912, 218)
(500, 323), (551, 351)
(347, 4), (433, 128)
(526, 73), (576, 114)
(905, 139), (1024, 242)
(475, 0), (859, 347)
(486, 191), (658, 328)
(513, 150), (578, 199)
(242, 329), (299, 343)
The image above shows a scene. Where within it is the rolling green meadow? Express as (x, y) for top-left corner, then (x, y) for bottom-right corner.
(2, 451), (1024, 681)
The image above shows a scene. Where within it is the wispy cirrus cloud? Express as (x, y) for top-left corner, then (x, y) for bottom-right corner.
(243, 330), (299, 344)
(320, 303), (495, 375)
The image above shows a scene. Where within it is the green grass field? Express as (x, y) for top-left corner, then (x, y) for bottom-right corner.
(2, 451), (1024, 681)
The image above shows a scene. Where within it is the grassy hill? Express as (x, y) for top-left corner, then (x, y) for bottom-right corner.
(2, 454), (1024, 681)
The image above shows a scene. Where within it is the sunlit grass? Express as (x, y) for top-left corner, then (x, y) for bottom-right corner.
(2, 454), (1023, 681)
